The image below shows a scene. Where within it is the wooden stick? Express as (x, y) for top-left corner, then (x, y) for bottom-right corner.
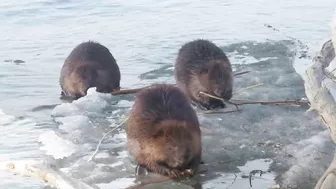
(111, 70), (250, 96)
(233, 83), (264, 95)
(199, 91), (224, 101)
(202, 109), (242, 114)
(229, 99), (309, 106)
(198, 91), (241, 111)
(88, 117), (129, 162)
(199, 91), (309, 108)
(249, 169), (267, 187)
(111, 87), (148, 95)
(233, 70), (250, 76)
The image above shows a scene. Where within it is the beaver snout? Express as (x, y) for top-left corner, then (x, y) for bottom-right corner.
(169, 147), (190, 168)
(215, 89), (232, 100)
(222, 89), (233, 100)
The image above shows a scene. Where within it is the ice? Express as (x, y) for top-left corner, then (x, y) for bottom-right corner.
(38, 130), (78, 159)
(202, 159), (275, 189)
(51, 88), (111, 117)
(53, 87), (116, 115)
(38, 86), (133, 187)
(276, 131), (333, 189)
(97, 178), (134, 189)
(0, 110), (42, 161)
(164, 40), (334, 188)
(326, 57), (336, 72)
(0, 109), (15, 126)
(32, 40), (335, 189)
(0, 171), (42, 189)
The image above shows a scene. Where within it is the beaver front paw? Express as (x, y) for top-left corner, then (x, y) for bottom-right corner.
(146, 162), (186, 178)
(195, 99), (226, 110)
(208, 99), (226, 109)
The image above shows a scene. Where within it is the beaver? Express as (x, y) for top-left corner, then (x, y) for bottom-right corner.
(126, 84), (202, 178)
(59, 41), (121, 99)
(174, 39), (233, 110)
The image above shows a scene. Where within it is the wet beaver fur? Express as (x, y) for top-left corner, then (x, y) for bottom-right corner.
(59, 41), (120, 99)
(174, 39), (233, 110)
(126, 84), (202, 177)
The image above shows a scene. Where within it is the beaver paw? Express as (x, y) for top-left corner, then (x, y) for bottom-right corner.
(192, 101), (212, 110)
(208, 99), (226, 110)
(195, 99), (226, 110)
(149, 162), (185, 178)
(167, 169), (182, 178)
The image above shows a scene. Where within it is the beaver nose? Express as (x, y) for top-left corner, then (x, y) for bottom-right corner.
(221, 89), (232, 100)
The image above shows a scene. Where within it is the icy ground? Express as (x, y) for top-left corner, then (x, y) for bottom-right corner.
(2, 40), (335, 189)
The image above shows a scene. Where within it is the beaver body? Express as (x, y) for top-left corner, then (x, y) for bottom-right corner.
(126, 84), (202, 177)
(174, 39), (233, 110)
(60, 41), (120, 99)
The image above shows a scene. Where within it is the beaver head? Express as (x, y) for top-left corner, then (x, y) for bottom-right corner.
(64, 64), (98, 98)
(196, 59), (233, 100)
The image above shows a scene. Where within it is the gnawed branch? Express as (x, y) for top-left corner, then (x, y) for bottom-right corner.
(229, 99), (309, 106)
(111, 70), (250, 96)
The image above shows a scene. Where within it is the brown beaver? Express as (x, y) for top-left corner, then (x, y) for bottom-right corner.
(126, 84), (202, 178)
(59, 41), (121, 99)
(174, 39), (233, 110)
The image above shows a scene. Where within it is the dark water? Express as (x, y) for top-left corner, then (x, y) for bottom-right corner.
(0, 1), (336, 189)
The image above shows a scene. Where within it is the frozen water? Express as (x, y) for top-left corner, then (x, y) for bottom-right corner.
(1, 1), (336, 189)
(39, 130), (78, 159)
(2, 39), (335, 189)
(0, 109), (16, 126)
(33, 40), (335, 189)
(38, 88), (134, 187)
(276, 130), (333, 189)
